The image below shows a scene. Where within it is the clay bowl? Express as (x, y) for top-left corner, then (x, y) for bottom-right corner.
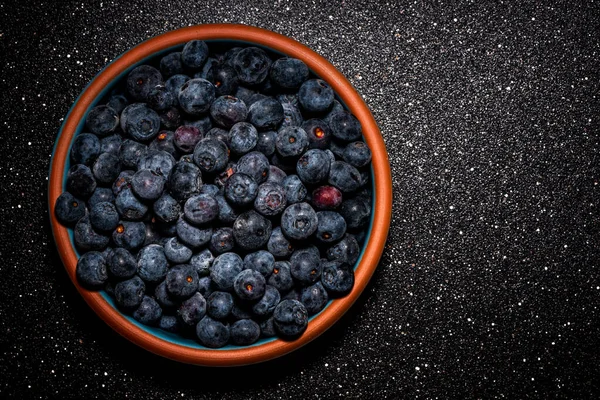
(48, 24), (392, 366)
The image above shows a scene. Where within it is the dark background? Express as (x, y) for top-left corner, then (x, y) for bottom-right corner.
(1, 0), (600, 398)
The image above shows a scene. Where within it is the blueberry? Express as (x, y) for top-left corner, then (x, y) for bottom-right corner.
(276, 126), (308, 158)
(164, 237), (193, 264)
(311, 185), (343, 210)
(210, 252), (243, 291)
(121, 103), (161, 142)
(74, 215), (109, 251)
(181, 40), (209, 69)
(107, 247), (137, 280)
(267, 261), (294, 292)
(178, 292), (207, 327)
(149, 131), (177, 158)
(254, 182), (287, 216)
(302, 119), (331, 150)
(252, 285), (280, 317)
(234, 85), (256, 105)
(215, 194), (239, 224)
(204, 127), (231, 145)
(273, 299), (308, 338)
(100, 133), (122, 155)
(114, 276), (145, 310)
(155, 221), (178, 239)
(155, 280), (179, 311)
(54, 192), (86, 225)
(280, 202), (318, 240)
(115, 187), (148, 221)
(130, 169), (165, 201)
(152, 194), (180, 224)
(113, 171), (135, 196)
(112, 221), (146, 251)
(231, 301), (253, 321)
(173, 125), (202, 154)
(89, 201), (119, 232)
(328, 161), (362, 193)
(233, 269), (266, 301)
(126, 65), (163, 102)
(296, 149), (330, 185)
(290, 246), (322, 285)
(321, 260), (354, 296)
(146, 85), (175, 112)
(232, 210), (272, 251)
(210, 95), (247, 129)
(119, 139), (148, 169)
(259, 317), (276, 338)
(298, 79), (334, 114)
(267, 227), (294, 259)
(224, 173), (258, 206)
(137, 244), (168, 283)
(71, 133), (101, 166)
(281, 175), (307, 204)
(328, 110), (362, 142)
(323, 99), (345, 124)
(92, 152), (121, 184)
(165, 264), (198, 299)
(280, 101), (304, 128)
(247, 97), (284, 130)
(192, 138), (229, 173)
(197, 57), (220, 80)
(229, 122), (258, 155)
(270, 57), (309, 89)
(300, 282), (328, 315)
(209, 227), (235, 254)
(314, 211), (346, 244)
(206, 65), (239, 96)
(197, 276), (216, 298)
(176, 217), (212, 248)
(223, 47), (242, 66)
(256, 130), (277, 156)
(196, 316), (230, 348)
(178, 78), (215, 115)
(133, 295), (162, 325)
(76, 251), (108, 288)
(143, 222), (162, 246)
(106, 94), (128, 114)
(340, 198), (370, 230)
(183, 194), (219, 226)
(230, 319), (260, 346)
(282, 288), (301, 302)
(244, 250), (275, 277)
(232, 47), (272, 85)
(167, 160), (202, 202)
(85, 105), (119, 137)
(160, 51), (184, 77)
(67, 164), (96, 198)
(199, 183), (220, 197)
(341, 140), (371, 167)
(137, 150), (176, 178)
(326, 234), (360, 265)
(165, 74), (191, 100)
(214, 162), (237, 188)
(190, 249), (214, 277)
(207, 291), (234, 320)
(159, 315), (180, 333)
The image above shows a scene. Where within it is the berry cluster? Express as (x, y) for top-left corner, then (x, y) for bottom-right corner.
(55, 40), (372, 347)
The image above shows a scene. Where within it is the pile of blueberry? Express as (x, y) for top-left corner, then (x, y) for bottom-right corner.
(55, 40), (373, 348)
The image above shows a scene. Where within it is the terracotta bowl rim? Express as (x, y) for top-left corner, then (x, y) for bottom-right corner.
(48, 23), (392, 366)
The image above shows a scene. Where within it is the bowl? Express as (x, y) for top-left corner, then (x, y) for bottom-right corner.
(48, 24), (392, 366)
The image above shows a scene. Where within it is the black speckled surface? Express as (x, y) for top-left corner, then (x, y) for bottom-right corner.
(2, 0), (600, 398)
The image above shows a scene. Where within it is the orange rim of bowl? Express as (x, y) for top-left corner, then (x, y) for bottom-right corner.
(48, 24), (392, 366)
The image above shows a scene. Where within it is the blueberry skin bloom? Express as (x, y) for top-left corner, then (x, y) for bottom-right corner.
(89, 201), (119, 232)
(153, 193), (181, 223)
(184, 194), (219, 226)
(196, 316), (230, 348)
(160, 51), (184, 77)
(176, 217), (212, 249)
(280, 101), (303, 128)
(233, 269), (266, 301)
(174, 125), (203, 154)
(230, 319), (260, 346)
(54, 191), (86, 225)
(232, 47), (272, 85)
(76, 251), (108, 288)
(178, 292), (207, 327)
(165, 73), (191, 99)
(106, 94), (128, 114)
(71, 133), (100, 166)
(210, 252), (244, 291)
(254, 182), (287, 216)
(67, 164), (96, 199)
(224, 173), (258, 206)
(252, 285), (281, 317)
(236, 151), (270, 184)
(229, 122), (258, 155)
(210, 96), (247, 129)
(209, 227), (235, 254)
(191, 249), (214, 277)
(290, 246), (322, 285)
(107, 247), (137, 280)
(131, 169), (165, 201)
(206, 65), (239, 97)
(326, 234), (360, 265)
(342, 141), (372, 168)
(92, 152), (121, 184)
(267, 261), (294, 293)
(178, 78), (215, 115)
(115, 187), (148, 221)
(298, 79), (334, 113)
(267, 227), (294, 259)
(243, 250), (275, 277)
(164, 237), (193, 264)
(114, 276), (145, 310)
(126, 65), (163, 102)
(280, 202), (318, 240)
(270, 57), (309, 89)
(137, 244), (168, 283)
(340, 198), (371, 230)
(281, 175), (307, 204)
(232, 210), (272, 251)
(328, 161), (362, 193)
(137, 150), (176, 178)
(120, 103), (161, 142)
(296, 149), (331, 185)
(193, 138), (229, 174)
(168, 160), (203, 203)
(166, 264), (199, 299)
(321, 260), (354, 296)
(256, 130), (277, 156)
(133, 296), (162, 326)
(273, 299), (308, 338)
(328, 110), (363, 142)
(100, 133), (122, 155)
(181, 40), (209, 69)
(74, 216), (109, 251)
(247, 97), (284, 131)
(147, 85), (176, 111)
(112, 221), (146, 251)
(315, 211), (347, 244)
(215, 194), (239, 224)
(207, 291), (234, 320)
(85, 105), (119, 137)
(276, 126), (308, 159)
(119, 139), (148, 169)
(88, 187), (115, 209)
(267, 166), (287, 185)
